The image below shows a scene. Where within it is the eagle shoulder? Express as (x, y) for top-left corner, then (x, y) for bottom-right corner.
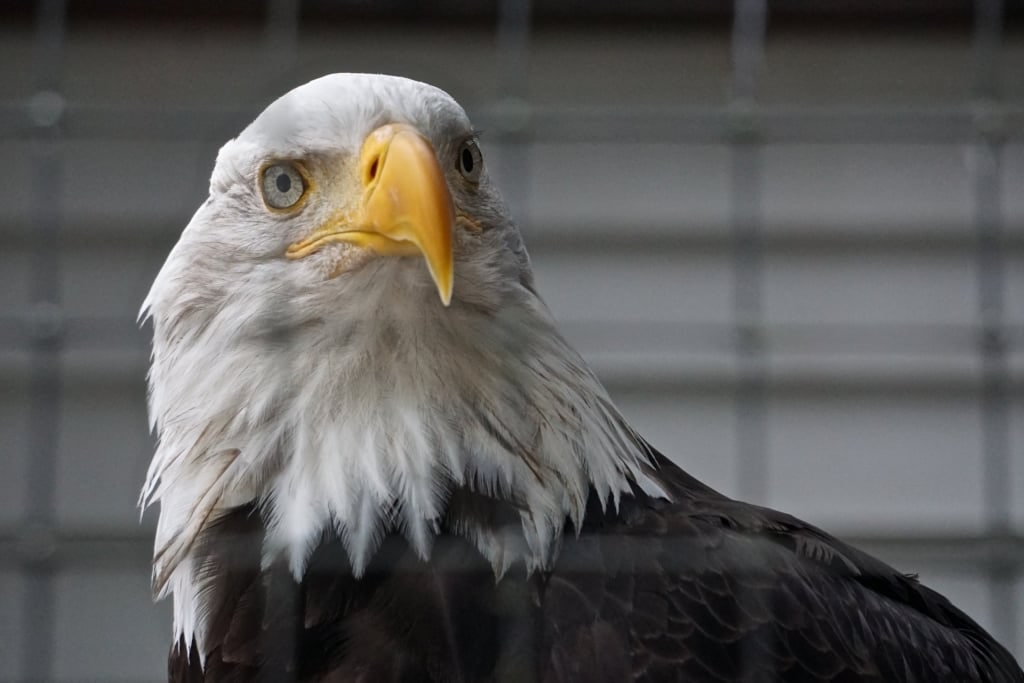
(539, 448), (1023, 682)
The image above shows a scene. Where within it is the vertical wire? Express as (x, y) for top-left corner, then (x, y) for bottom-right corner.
(265, 0), (301, 74)
(21, 0), (67, 680)
(730, 0), (768, 506)
(264, 2), (302, 678)
(493, 2), (535, 678)
(730, 1), (768, 675)
(496, 0), (531, 96)
(971, 0), (1016, 651)
(493, 0), (533, 232)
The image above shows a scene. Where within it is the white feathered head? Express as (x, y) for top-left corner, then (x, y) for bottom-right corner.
(141, 73), (653, 650)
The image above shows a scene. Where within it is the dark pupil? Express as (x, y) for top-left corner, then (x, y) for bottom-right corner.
(275, 171), (292, 193)
(461, 148), (474, 174)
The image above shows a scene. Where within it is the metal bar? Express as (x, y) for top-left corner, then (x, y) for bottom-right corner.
(731, 0), (767, 102)
(263, 0), (303, 106)
(972, 0), (1017, 653)
(492, 0), (533, 228)
(730, 7), (768, 673)
(1, 316), (1021, 352)
(730, 0), (769, 505)
(262, 3), (305, 674)
(496, 0), (531, 97)
(8, 217), (1024, 251)
(975, 133), (1010, 528)
(20, 1), (67, 680)
(3, 530), (1024, 573)
(2, 359), (1021, 399)
(3, 320), (1024, 392)
(4, 101), (1024, 142)
(493, 4), (538, 676)
(265, 0), (301, 63)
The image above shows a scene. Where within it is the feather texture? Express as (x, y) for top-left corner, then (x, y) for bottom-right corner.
(142, 74), (653, 652)
(167, 454), (1024, 681)
(144, 73), (1022, 682)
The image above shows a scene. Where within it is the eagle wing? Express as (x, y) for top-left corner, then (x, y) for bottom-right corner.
(540, 448), (1023, 683)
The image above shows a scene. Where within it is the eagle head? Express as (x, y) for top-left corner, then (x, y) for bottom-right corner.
(141, 73), (653, 651)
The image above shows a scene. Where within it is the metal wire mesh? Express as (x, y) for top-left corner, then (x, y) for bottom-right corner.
(1, 1), (1022, 681)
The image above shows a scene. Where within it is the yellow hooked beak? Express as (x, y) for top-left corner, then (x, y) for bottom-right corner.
(286, 123), (455, 306)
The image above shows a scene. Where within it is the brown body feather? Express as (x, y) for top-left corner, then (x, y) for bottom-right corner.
(168, 448), (1023, 683)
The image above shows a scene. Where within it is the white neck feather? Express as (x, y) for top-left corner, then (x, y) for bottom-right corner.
(143, 254), (653, 653)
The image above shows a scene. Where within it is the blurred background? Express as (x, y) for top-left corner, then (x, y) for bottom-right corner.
(1, 1), (1023, 681)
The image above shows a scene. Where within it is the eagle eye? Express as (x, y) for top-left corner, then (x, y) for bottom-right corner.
(260, 162), (307, 210)
(456, 139), (483, 183)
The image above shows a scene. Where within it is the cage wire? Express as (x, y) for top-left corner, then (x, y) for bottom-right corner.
(2, 0), (1022, 681)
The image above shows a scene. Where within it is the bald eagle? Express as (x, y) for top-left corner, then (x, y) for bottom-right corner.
(142, 74), (1022, 682)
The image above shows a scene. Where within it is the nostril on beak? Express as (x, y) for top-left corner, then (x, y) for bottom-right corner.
(366, 156), (380, 185)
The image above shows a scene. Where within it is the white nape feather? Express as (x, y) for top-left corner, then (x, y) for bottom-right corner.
(140, 73), (655, 655)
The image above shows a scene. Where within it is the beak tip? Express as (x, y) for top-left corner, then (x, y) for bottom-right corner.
(358, 124), (456, 309)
